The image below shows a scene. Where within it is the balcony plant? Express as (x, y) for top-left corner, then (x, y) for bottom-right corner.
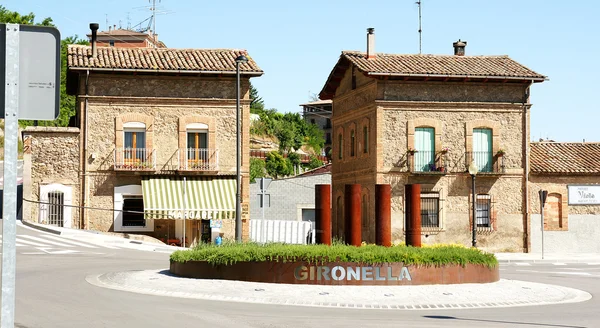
(407, 147), (417, 155)
(440, 146), (450, 154)
(496, 149), (506, 156)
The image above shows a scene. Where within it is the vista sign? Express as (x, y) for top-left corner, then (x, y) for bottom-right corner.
(568, 185), (600, 205)
(294, 265), (412, 282)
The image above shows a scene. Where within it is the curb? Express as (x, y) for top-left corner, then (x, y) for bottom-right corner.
(498, 259), (600, 264)
(20, 220), (62, 235)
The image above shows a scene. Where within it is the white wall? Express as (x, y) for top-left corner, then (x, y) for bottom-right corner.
(113, 184), (154, 232)
(530, 214), (600, 253)
(39, 183), (72, 228)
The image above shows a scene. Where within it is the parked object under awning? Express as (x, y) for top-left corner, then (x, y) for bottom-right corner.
(141, 177), (236, 220)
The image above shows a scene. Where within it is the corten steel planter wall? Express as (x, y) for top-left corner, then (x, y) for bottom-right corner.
(170, 261), (499, 286)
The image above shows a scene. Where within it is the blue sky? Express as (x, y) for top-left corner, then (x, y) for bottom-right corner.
(5, 0), (599, 142)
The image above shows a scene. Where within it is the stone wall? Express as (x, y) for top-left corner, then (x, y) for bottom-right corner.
(528, 175), (600, 253)
(75, 72), (253, 240)
(379, 81), (528, 103)
(23, 127), (81, 228)
(329, 62), (529, 250)
(85, 74), (239, 99)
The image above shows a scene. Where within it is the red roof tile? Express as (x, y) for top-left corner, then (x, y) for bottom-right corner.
(67, 45), (263, 75)
(531, 142), (600, 174)
(343, 51), (546, 79)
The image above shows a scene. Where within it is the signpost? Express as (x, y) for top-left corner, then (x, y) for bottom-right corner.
(1, 24), (60, 328)
(539, 190), (548, 260)
(258, 177), (271, 243)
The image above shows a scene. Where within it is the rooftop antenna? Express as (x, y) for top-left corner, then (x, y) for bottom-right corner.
(150, 0), (160, 37)
(105, 14), (109, 31)
(127, 12), (131, 30)
(416, 1), (422, 54)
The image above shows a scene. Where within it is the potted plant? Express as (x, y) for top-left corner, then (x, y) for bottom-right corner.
(497, 149), (506, 156)
(407, 147), (417, 155)
(440, 146), (450, 154)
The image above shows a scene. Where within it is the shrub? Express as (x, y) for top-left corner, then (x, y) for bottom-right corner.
(170, 242), (498, 268)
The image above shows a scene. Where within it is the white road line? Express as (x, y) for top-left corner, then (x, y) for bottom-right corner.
(15, 244), (25, 247)
(587, 263), (600, 265)
(41, 235), (99, 248)
(514, 263), (531, 266)
(552, 272), (593, 276)
(18, 235), (74, 247)
(14, 238), (52, 247)
(552, 263), (567, 266)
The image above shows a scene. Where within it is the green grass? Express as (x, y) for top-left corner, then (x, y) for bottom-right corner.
(170, 242), (498, 268)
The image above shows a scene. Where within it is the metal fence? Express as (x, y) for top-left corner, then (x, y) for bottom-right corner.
(250, 219), (315, 244)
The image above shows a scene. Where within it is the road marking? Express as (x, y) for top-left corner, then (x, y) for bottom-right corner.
(514, 263), (531, 266)
(588, 263), (600, 265)
(552, 272), (593, 276)
(552, 263), (567, 266)
(18, 235), (75, 247)
(14, 237), (52, 247)
(42, 235), (99, 248)
(36, 248), (81, 255)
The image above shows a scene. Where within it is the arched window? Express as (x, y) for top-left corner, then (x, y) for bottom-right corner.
(363, 125), (369, 154)
(350, 130), (356, 157)
(338, 133), (343, 160)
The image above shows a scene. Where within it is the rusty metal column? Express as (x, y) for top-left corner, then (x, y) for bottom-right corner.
(344, 184), (362, 246)
(375, 184), (392, 247)
(405, 184), (422, 247)
(315, 184), (332, 245)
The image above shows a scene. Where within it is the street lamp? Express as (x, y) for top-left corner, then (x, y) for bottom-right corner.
(468, 160), (478, 247)
(235, 55), (248, 242)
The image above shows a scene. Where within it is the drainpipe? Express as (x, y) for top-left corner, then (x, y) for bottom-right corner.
(82, 69), (90, 230)
(522, 83), (531, 252)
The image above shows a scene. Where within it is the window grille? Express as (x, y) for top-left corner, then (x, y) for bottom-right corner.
(421, 191), (440, 228)
(476, 194), (491, 228)
(47, 191), (64, 227)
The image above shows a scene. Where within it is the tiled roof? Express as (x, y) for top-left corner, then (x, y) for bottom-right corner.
(67, 45), (263, 75)
(342, 51), (546, 79)
(320, 51), (546, 99)
(531, 142), (600, 174)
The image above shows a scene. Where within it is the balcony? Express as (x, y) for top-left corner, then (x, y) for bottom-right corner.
(115, 148), (156, 171)
(178, 148), (219, 171)
(465, 151), (505, 174)
(407, 151), (448, 174)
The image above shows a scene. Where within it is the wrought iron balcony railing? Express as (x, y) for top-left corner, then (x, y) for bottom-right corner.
(465, 151), (505, 174)
(178, 148), (219, 171)
(114, 148), (156, 171)
(407, 151), (448, 174)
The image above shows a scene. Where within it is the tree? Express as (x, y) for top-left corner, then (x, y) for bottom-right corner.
(0, 5), (53, 26)
(250, 158), (265, 183)
(265, 151), (291, 179)
(0, 6), (87, 127)
(249, 83), (264, 113)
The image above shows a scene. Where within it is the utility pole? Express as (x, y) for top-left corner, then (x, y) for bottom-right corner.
(416, 1), (422, 54)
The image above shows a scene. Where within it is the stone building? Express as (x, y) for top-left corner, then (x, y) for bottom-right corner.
(319, 29), (546, 252)
(529, 142), (600, 253)
(300, 99), (333, 157)
(24, 40), (262, 246)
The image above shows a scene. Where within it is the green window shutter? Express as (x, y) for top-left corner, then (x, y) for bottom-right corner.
(415, 127), (435, 171)
(473, 128), (492, 172)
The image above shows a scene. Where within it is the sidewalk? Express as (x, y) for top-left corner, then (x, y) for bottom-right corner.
(19, 220), (184, 253)
(87, 269), (592, 310)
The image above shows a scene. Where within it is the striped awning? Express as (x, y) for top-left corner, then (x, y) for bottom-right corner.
(141, 177), (236, 220)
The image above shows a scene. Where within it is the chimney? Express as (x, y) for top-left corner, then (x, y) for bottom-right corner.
(366, 28), (375, 59)
(90, 23), (99, 59)
(453, 39), (467, 56)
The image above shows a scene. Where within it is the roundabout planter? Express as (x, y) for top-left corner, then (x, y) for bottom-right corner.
(169, 260), (499, 285)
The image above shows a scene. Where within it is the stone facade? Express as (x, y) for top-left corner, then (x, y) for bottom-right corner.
(528, 175), (600, 253)
(22, 127), (81, 228)
(42, 69), (257, 243)
(329, 62), (532, 252)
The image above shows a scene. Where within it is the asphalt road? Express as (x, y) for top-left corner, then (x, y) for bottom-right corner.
(2, 223), (599, 328)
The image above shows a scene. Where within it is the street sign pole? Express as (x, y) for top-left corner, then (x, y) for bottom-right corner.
(1, 23), (20, 328)
(539, 190), (548, 260)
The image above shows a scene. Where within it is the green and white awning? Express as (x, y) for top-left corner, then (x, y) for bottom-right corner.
(141, 177), (236, 220)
